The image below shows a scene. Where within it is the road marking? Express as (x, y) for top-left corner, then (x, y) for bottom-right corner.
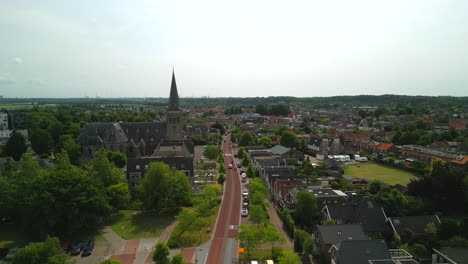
(224, 153), (233, 156)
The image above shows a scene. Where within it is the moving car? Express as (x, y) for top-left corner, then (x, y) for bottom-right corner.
(81, 240), (95, 257)
(241, 208), (249, 217)
(228, 164), (233, 169)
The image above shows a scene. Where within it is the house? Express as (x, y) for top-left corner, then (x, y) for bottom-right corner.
(322, 196), (388, 235)
(308, 137), (344, 156)
(313, 224), (367, 261)
(269, 145), (304, 160)
(432, 247), (468, 264)
(282, 187), (347, 210)
(329, 240), (391, 264)
(387, 215), (441, 239)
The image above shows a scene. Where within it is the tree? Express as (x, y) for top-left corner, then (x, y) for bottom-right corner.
(249, 204), (267, 229)
(293, 229), (309, 253)
(373, 187), (407, 217)
(58, 135), (81, 165)
(138, 162), (191, 214)
(153, 242), (170, 264)
(171, 253), (184, 264)
(246, 164), (256, 178)
(295, 191), (319, 229)
(106, 182), (131, 210)
(100, 260), (121, 264)
(369, 180), (383, 195)
(107, 151), (127, 168)
(237, 224), (262, 258)
(194, 185), (220, 226)
(248, 178), (268, 205)
(20, 151), (111, 239)
(280, 131), (299, 148)
(239, 131), (257, 146)
(171, 208), (205, 247)
(263, 223), (284, 258)
(277, 249), (302, 264)
(5, 130), (27, 161)
(12, 236), (73, 264)
(260, 136), (272, 147)
(203, 145), (219, 160)
(438, 218), (460, 240)
(217, 173), (226, 185)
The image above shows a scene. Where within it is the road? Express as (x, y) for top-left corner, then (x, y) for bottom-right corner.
(206, 135), (241, 264)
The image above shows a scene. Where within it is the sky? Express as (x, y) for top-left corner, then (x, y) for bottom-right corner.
(0, 0), (467, 98)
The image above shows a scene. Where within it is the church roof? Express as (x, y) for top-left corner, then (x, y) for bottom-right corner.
(168, 70), (182, 111)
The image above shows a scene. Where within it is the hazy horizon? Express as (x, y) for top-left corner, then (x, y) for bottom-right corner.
(1, 0), (468, 98)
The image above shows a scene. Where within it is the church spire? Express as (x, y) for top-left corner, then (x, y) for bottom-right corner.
(168, 69), (181, 111)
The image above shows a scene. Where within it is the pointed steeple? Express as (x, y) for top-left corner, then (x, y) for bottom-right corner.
(168, 69), (181, 111)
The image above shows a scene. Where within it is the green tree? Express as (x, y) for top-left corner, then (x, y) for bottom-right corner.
(194, 185), (221, 226)
(263, 223), (284, 258)
(106, 182), (131, 210)
(277, 249), (302, 264)
(260, 136), (272, 147)
(171, 253), (184, 264)
(171, 208), (205, 246)
(21, 151), (111, 239)
(203, 145), (220, 160)
(58, 134), (81, 165)
(293, 229), (309, 253)
(369, 180), (383, 195)
(239, 131), (257, 146)
(280, 131), (299, 148)
(153, 242), (170, 264)
(248, 178), (268, 205)
(12, 237), (73, 264)
(107, 151), (127, 168)
(373, 187), (407, 217)
(138, 162), (191, 214)
(237, 224), (262, 258)
(5, 130), (27, 161)
(249, 204), (267, 229)
(295, 191), (319, 229)
(217, 173), (226, 185)
(246, 165), (256, 178)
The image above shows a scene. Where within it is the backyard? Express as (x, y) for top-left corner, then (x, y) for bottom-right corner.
(342, 162), (418, 186)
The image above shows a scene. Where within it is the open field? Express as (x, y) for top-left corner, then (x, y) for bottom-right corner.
(108, 210), (175, 240)
(342, 162), (418, 186)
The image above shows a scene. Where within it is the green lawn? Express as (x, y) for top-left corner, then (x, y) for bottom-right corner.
(108, 210), (175, 240)
(342, 162), (417, 186)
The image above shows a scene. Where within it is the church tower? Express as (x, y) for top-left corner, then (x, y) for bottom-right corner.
(166, 70), (185, 141)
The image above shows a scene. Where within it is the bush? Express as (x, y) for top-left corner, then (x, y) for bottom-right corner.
(272, 247), (284, 262)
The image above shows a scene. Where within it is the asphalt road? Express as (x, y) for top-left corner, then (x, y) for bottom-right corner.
(206, 135), (241, 264)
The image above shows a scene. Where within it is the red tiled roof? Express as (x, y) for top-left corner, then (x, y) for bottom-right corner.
(449, 121), (465, 130)
(376, 143), (393, 151)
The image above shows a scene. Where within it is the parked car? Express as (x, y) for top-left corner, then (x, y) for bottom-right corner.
(237, 162), (241, 168)
(241, 177), (247, 183)
(241, 208), (249, 217)
(61, 242), (71, 253)
(242, 189), (248, 197)
(243, 201), (249, 208)
(228, 164), (233, 169)
(70, 242), (84, 256)
(81, 240), (95, 257)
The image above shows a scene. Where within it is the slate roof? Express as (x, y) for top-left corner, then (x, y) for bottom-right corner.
(324, 197), (388, 233)
(334, 240), (391, 264)
(317, 224), (367, 245)
(270, 145), (290, 155)
(388, 215), (440, 236)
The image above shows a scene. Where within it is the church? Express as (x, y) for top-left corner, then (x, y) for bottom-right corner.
(77, 71), (195, 189)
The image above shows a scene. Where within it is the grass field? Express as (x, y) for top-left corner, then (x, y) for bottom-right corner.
(342, 162), (417, 186)
(108, 210), (175, 240)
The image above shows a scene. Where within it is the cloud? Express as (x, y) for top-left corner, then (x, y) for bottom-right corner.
(116, 64), (128, 70)
(14, 57), (23, 64)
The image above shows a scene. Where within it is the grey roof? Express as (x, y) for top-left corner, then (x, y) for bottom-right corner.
(335, 240), (391, 264)
(325, 197), (388, 233)
(389, 215), (441, 236)
(255, 157), (286, 167)
(168, 70), (181, 111)
(437, 247), (468, 263)
(317, 224), (367, 245)
(270, 145), (290, 155)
